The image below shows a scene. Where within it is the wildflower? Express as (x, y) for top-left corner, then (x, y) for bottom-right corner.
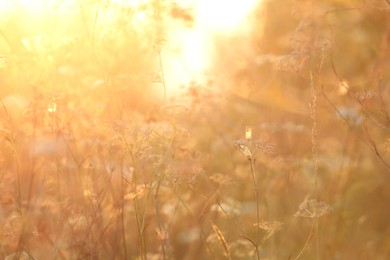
(83, 189), (98, 205)
(294, 199), (333, 218)
(234, 138), (275, 160)
(47, 95), (62, 114)
(187, 167), (204, 186)
(234, 139), (253, 159)
(68, 214), (88, 232)
(275, 50), (310, 72)
(256, 220), (284, 242)
(47, 101), (57, 113)
(155, 159), (204, 189)
(234, 126), (276, 159)
(256, 220), (284, 231)
(354, 90), (378, 101)
(124, 185), (148, 200)
(209, 173), (232, 185)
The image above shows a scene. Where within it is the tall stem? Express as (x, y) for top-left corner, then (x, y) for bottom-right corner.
(249, 158), (260, 260)
(310, 71), (318, 199)
(121, 172), (128, 260)
(310, 71), (319, 259)
(316, 218), (319, 260)
(158, 50), (167, 104)
(0, 98), (22, 213)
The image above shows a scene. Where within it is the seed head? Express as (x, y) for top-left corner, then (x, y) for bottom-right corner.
(294, 199), (333, 218)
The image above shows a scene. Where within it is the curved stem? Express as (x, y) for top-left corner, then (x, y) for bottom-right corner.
(294, 219), (315, 260)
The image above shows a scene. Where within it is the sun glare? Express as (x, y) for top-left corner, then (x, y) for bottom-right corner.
(196, 0), (258, 31)
(110, 0), (149, 8)
(163, 0), (261, 94)
(19, 0), (47, 11)
(0, 0), (262, 97)
(0, 0), (49, 13)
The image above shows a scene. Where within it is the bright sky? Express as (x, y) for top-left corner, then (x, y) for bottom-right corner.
(0, 0), (262, 95)
(163, 0), (261, 94)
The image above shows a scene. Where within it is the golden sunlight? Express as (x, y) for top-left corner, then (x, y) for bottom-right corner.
(0, 0), (48, 13)
(196, 0), (259, 31)
(110, 0), (149, 8)
(163, 0), (261, 95)
(245, 126), (253, 140)
(0, 0), (261, 97)
(1, 1), (388, 259)
(19, 0), (46, 11)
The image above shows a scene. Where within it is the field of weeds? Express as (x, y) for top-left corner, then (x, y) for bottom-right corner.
(0, 0), (389, 259)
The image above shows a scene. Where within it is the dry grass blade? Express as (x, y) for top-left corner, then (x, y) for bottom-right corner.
(212, 224), (231, 260)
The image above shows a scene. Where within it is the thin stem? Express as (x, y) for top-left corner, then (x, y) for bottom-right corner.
(316, 218), (319, 260)
(158, 50), (167, 104)
(249, 158), (260, 260)
(309, 72), (318, 199)
(310, 71), (320, 260)
(121, 171), (128, 260)
(294, 219), (315, 260)
(138, 181), (160, 260)
(133, 198), (145, 260)
(241, 235), (261, 260)
(154, 181), (167, 260)
(0, 98), (22, 213)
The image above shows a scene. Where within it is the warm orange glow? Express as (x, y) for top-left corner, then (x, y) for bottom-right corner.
(338, 80), (349, 95)
(0, 1), (387, 259)
(0, 0), (261, 97)
(245, 126), (253, 140)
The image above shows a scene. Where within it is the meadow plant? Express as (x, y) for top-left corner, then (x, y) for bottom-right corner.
(0, 0), (389, 259)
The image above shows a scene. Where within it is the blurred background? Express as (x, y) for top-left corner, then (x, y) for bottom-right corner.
(0, 0), (389, 259)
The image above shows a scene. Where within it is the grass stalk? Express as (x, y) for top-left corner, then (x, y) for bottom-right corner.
(121, 169), (128, 260)
(249, 157), (261, 260)
(0, 98), (22, 213)
(294, 219), (315, 260)
(310, 71), (320, 259)
(316, 218), (319, 260)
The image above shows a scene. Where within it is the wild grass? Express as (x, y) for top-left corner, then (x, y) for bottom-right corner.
(0, 0), (390, 259)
